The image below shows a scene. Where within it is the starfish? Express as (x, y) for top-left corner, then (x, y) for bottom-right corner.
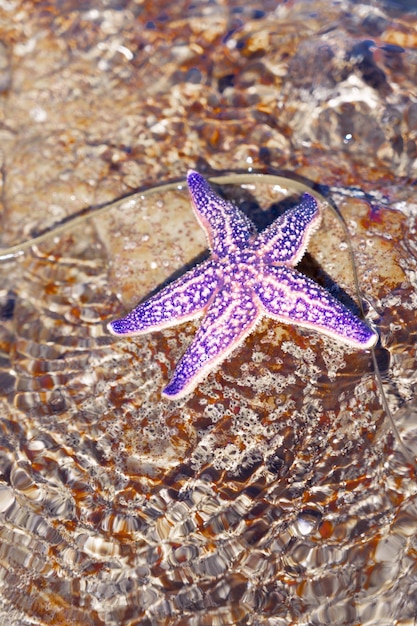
(108, 170), (378, 399)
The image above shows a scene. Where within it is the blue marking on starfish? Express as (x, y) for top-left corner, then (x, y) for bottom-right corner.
(108, 170), (378, 399)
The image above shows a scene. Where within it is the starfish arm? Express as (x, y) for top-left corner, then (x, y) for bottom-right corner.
(107, 259), (220, 336)
(187, 170), (257, 257)
(162, 286), (261, 399)
(253, 193), (321, 265)
(255, 265), (378, 349)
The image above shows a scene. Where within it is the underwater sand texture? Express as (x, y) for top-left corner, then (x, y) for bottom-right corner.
(1, 1), (417, 624)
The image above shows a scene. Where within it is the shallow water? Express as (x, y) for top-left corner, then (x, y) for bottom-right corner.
(1, 1), (417, 625)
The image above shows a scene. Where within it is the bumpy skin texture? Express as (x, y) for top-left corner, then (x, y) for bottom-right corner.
(108, 171), (378, 399)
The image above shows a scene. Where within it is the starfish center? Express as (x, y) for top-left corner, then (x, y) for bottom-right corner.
(218, 250), (260, 288)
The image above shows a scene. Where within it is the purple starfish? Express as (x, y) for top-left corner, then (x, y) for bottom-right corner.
(108, 170), (378, 399)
